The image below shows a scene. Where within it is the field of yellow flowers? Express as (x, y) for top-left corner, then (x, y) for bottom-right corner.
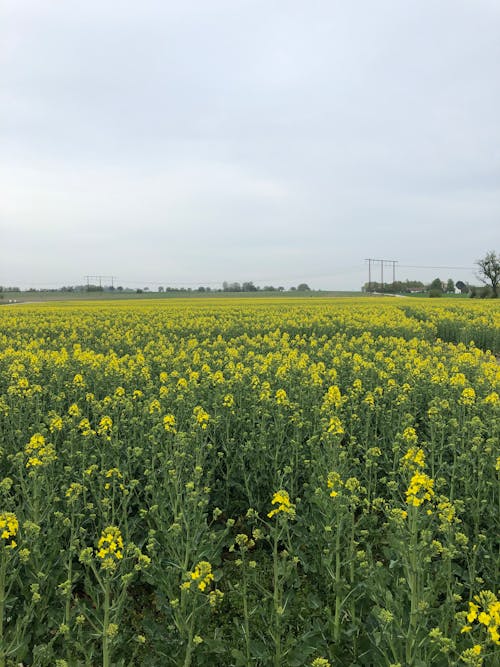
(0, 298), (499, 666)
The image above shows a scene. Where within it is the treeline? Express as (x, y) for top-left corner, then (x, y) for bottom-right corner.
(1, 283), (313, 295)
(221, 281), (311, 293)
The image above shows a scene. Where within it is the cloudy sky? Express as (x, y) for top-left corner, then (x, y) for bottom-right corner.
(1, 0), (499, 290)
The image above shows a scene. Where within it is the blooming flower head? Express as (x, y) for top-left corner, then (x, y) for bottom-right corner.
(24, 433), (57, 469)
(327, 416), (344, 436)
(96, 526), (124, 569)
(463, 590), (500, 646)
(268, 489), (296, 519)
(327, 471), (343, 498)
(68, 403), (80, 417)
(311, 659), (331, 667)
(405, 472), (434, 507)
(193, 406), (210, 429)
(97, 416), (113, 438)
(459, 387), (476, 406)
(78, 418), (95, 437)
(49, 414), (63, 432)
(163, 414), (176, 432)
(149, 399), (161, 414)
(402, 427), (418, 445)
(0, 512), (18, 549)
(181, 560), (214, 592)
(275, 389), (288, 405)
(484, 391), (499, 405)
(401, 447), (425, 471)
(73, 374), (85, 387)
(323, 385), (342, 410)
(223, 394), (234, 408)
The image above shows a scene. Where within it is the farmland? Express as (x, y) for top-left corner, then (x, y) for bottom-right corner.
(0, 298), (499, 666)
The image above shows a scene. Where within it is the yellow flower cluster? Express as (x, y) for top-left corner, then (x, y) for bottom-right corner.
(24, 433), (57, 469)
(193, 405), (210, 429)
(327, 416), (344, 436)
(401, 447), (425, 471)
(97, 416), (113, 438)
(0, 512), (18, 549)
(163, 414), (176, 432)
(459, 387), (476, 406)
(181, 560), (214, 592)
(275, 388), (288, 405)
(327, 471), (343, 498)
(405, 472), (434, 507)
(462, 590), (500, 645)
(268, 490), (296, 519)
(96, 526), (124, 568)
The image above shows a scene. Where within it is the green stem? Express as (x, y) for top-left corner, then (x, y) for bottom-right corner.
(272, 527), (282, 667)
(406, 507), (419, 665)
(333, 520), (342, 642)
(0, 551), (6, 667)
(242, 566), (251, 666)
(103, 577), (110, 667)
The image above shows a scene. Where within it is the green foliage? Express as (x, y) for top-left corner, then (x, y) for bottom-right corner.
(0, 300), (498, 664)
(476, 250), (500, 298)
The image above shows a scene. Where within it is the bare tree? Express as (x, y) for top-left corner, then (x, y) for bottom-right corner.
(476, 251), (500, 297)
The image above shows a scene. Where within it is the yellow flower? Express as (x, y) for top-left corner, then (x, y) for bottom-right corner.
(68, 403), (80, 417)
(223, 394), (234, 408)
(73, 374), (85, 387)
(182, 561), (214, 592)
(327, 416), (344, 436)
(96, 526), (124, 568)
(405, 472), (434, 507)
(401, 447), (425, 470)
(149, 399), (161, 414)
(97, 416), (113, 438)
(163, 414), (177, 432)
(275, 389), (288, 405)
(484, 391), (499, 405)
(402, 427), (418, 444)
(459, 387), (476, 406)
(311, 659), (331, 667)
(327, 471), (343, 498)
(193, 406), (210, 429)
(49, 414), (63, 432)
(268, 489), (296, 519)
(24, 433), (57, 468)
(0, 512), (18, 549)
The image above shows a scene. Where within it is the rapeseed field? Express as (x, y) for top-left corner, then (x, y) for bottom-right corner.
(0, 298), (498, 666)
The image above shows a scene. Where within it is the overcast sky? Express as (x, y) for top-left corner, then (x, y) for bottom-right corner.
(1, 0), (499, 290)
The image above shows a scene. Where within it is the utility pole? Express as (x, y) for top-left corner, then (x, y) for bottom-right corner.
(83, 275), (117, 291)
(365, 259), (397, 293)
(365, 259), (372, 292)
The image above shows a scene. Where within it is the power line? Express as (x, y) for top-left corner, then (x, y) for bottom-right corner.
(398, 264), (475, 270)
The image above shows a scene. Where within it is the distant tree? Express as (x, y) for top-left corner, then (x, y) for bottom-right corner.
(242, 281), (257, 292)
(445, 278), (455, 294)
(290, 286), (296, 291)
(158, 286), (164, 293)
(455, 280), (468, 294)
(476, 250), (500, 298)
(429, 277), (443, 297)
(297, 283), (311, 291)
(197, 286), (206, 292)
(117, 286), (123, 292)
